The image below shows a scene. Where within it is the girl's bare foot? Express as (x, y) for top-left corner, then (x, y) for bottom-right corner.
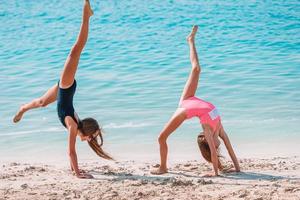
(186, 25), (198, 43)
(150, 167), (168, 175)
(13, 106), (25, 123)
(202, 171), (219, 177)
(85, 0), (94, 17)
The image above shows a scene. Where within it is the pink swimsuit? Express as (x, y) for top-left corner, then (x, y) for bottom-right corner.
(180, 96), (221, 132)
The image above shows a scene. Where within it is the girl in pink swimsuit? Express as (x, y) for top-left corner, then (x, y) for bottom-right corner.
(151, 26), (240, 176)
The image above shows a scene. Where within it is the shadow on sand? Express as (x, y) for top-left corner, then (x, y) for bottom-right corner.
(88, 169), (300, 184)
(222, 171), (299, 181)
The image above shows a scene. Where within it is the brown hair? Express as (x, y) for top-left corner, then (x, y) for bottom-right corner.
(197, 133), (223, 170)
(79, 118), (113, 160)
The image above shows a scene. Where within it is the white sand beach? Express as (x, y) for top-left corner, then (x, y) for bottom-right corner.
(1, 156), (299, 200)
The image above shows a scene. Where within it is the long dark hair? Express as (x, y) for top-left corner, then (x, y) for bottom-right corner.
(79, 118), (113, 160)
(197, 134), (223, 170)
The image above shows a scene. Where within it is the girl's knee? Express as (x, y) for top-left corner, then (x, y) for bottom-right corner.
(38, 98), (47, 107)
(192, 64), (201, 73)
(158, 135), (167, 144)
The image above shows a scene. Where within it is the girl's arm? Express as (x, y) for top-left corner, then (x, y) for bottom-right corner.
(65, 117), (91, 179)
(219, 128), (240, 172)
(203, 129), (219, 176)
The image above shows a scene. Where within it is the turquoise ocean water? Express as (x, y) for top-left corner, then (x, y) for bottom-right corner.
(0, 1), (300, 164)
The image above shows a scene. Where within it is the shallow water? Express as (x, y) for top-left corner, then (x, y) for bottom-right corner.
(0, 0), (300, 163)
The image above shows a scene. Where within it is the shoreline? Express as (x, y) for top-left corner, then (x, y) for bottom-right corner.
(1, 139), (300, 166)
(1, 156), (300, 200)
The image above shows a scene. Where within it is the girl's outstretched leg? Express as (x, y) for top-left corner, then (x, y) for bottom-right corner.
(60, 0), (93, 88)
(13, 84), (58, 123)
(151, 108), (186, 175)
(179, 25), (201, 105)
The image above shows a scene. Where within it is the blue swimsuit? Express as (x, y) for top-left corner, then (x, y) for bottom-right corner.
(57, 80), (79, 128)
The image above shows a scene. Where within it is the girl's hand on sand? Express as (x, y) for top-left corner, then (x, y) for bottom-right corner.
(223, 168), (240, 173)
(202, 172), (218, 177)
(221, 165), (240, 173)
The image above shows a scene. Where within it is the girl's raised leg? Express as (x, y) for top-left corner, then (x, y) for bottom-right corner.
(59, 0), (93, 88)
(151, 26), (200, 175)
(13, 84), (58, 123)
(151, 108), (187, 175)
(179, 25), (201, 105)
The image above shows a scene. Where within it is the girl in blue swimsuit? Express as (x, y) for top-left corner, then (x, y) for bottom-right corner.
(13, 0), (112, 179)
